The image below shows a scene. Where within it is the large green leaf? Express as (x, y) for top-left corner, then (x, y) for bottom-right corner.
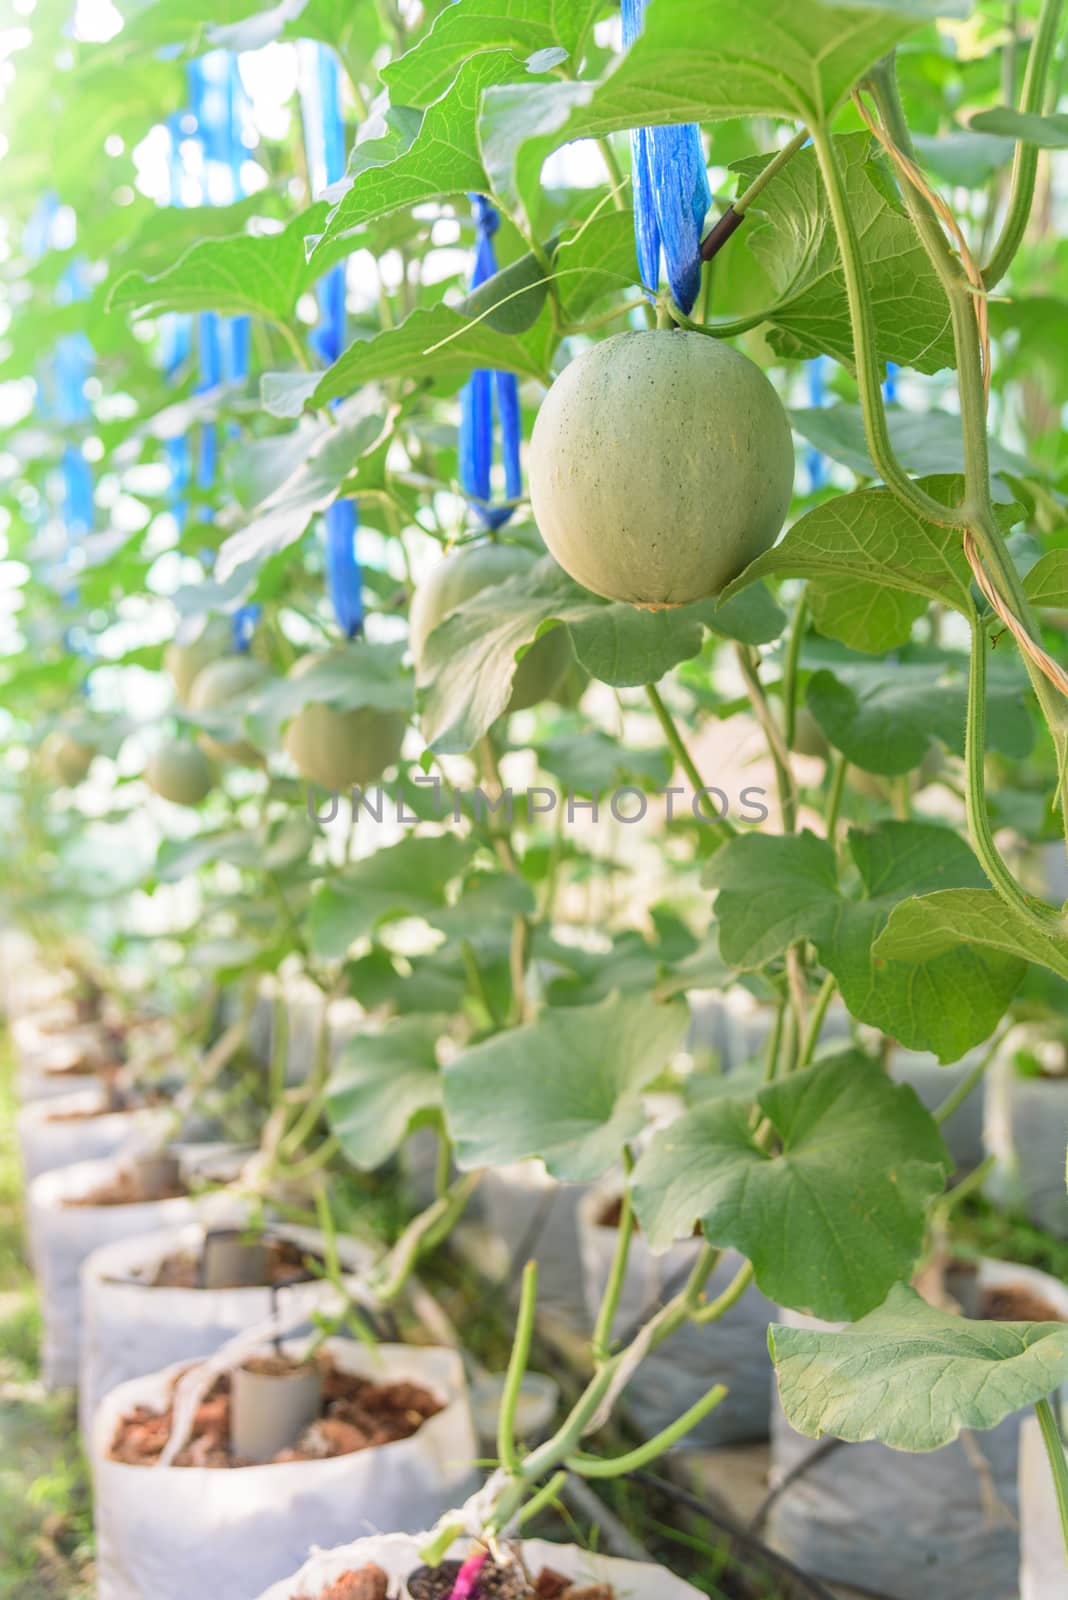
(480, 0), (964, 221)
(771, 1283), (1068, 1449)
(803, 648), (1032, 774)
(383, 0), (601, 107)
(632, 1051), (950, 1319)
(313, 52), (532, 258)
(326, 1015), (445, 1170)
(969, 107), (1068, 149)
(790, 403), (1032, 482)
(307, 834), (476, 960)
(214, 399), (388, 583)
(729, 133), (954, 372)
(705, 821), (1024, 1060)
(293, 302), (558, 416)
(444, 991), (690, 1181)
(108, 205), (329, 327)
(416, 557), (782, 752)
(875, 888), (1068, 984)
(251, 641), (413, 730)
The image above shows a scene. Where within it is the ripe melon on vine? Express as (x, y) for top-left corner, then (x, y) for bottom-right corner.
(283, 653), (406, 791)
(528, 329), (794, 608)
(145, 740), (214, 806)
(165, 617), (231, 706)
(40, 731), (95, 787)
(188, 656), (268, 766)
(409, 541), (571, 713)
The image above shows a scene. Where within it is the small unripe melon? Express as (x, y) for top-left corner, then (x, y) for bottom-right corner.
(145, 741), (214, 806)
(283, 652), (406, 791)
(528, 329), (794, 607)
(410, 542), (571, 713)
(165, 617), (231, 706)
(41, 731), (95, 787)
(188, 656), (268, 766)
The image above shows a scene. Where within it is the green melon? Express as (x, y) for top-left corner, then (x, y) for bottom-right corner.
(188, 656), (268, 766)
(283, 653), (406, 791)
(528, 329), (794, 608)
(40, 731), (95, 787)
(790, 707), (831, 760)
(409, 541), (571, 713)
(165, 617), (232, 706)
(145, 740), (214, 806)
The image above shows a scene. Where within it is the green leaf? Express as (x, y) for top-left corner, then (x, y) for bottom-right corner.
(307, 834), (476, 960)
(444, 992), (690, 1181)
(724, 476), (977, 626)
(806, 575), (926, 652)
(108, 205), (329, 326)
(790, 403), (1032, 482)
(326, 1015), (445, 1170)
(912, 130), (1015, 186)
(705, 821), (1023, 1061)
(456, 246), (550, 334)
(313, 53), (530, 256)
(303, 302), (556, 413)
(875, 888), (1068, 985)
(803, 648), (1032, 774)
(214, 399), (388, 583)
(771, 1283), (1068, 1449)
(480, 0), (961, 221)
(251, 641), (413, 730)
(632, 1052), (950, 1319)
(382, 0), (600, 108)
(969, 107), (1068, 149)
(729, 133), (954, 373)
(534, 731), (672, 797)
(1024, 550), (1068, 609)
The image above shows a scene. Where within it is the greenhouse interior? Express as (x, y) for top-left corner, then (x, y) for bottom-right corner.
(3, 0), (1068, 1596)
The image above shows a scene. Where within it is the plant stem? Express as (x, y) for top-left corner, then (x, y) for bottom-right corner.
(498, 1261), (538, 1475)
(700, 129), (808, 264)
(644, 682), (735, 843)
(566, 1384), (728, 1474)
(592, 1148), (636, 1361)
(598, 136), (627, 210)
(983, 0), (1065, 289)
(797, 973), (837, 1072)
(1035, 1397), (1068, 1570)
(691, 1257), (755, 1324)
(933, 1033), (1001, 1125)
(371, 1172), (481, 1302)
(824, 752), (848, 838)
(807, 122), (954, 529)
(780, 589), (808, 751)
(734, 644), (797, 832)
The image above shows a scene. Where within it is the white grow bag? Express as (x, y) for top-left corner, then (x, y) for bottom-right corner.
(480, 1161), (588, 1321)
(80, 1220), (372, 1433)
(28, 1151), (231, 1389)
(986, 1048), (1068, 1235)
(92, 1339), (478, 1600)
(577, 1186), (773, 1447)
(17, 1089), (172, 1184)
(256, 1532), (705, 1600)
(766, 1259), (1068, 1600)
(1018, 1412), (1068, 1600)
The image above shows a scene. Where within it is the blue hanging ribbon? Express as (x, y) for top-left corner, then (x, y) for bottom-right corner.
(459, 196), (521, 531)
(301, 44), (364, 638)
(883, 360), (899, 404)
(621, 0), (710, 316)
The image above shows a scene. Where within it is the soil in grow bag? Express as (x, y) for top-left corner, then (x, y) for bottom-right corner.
(62, 1167), (189, 1206)
(146, 1236), (324, 1289)
(295, 1560), (615, 1599)
(108, 1351), (443, 1468)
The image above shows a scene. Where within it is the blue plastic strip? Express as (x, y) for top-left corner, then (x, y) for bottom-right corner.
(459, 196), (521, 530)
(883, 359), (898, 404)
(232, 603), (262, 653)
(62, 446), (94, 537)
(620, 0), (710, 315)
(325, 499), (364, 638)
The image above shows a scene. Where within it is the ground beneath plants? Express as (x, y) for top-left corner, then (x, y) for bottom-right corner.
(0, 1029), (94, 1600)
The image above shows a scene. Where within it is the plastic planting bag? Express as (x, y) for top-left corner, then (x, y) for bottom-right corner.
(17, 1089), (171, 1183)
(986, 1047), (1068, 1235)
(80, 1220), (372, 1433)
(766, 1259), (1068, 1600)
(479, 1161), (588, 1321)
(28, 1150), (234, 1388)
(577, 1186), (773, 1447)
(1018, 1413), (1068, 1600)
(255, 1532), (705, 1600)
(92, 1339), (478, 1600)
